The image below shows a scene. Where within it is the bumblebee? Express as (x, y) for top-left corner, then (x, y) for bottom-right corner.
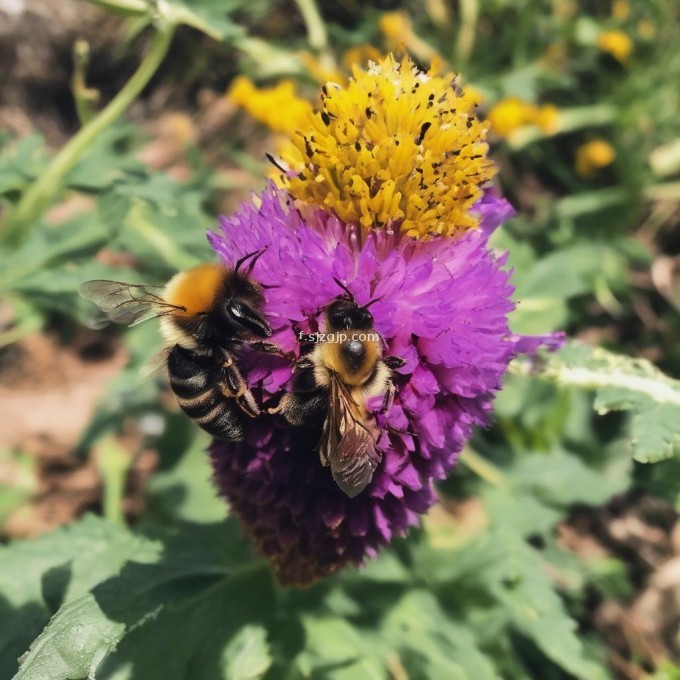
(273, 281), (403, 497)
(79, 250), (277, 440)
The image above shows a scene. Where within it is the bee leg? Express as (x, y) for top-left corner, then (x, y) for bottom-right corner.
(319, 417), (331, 466)
(294, 357), (315, 371)
(220, 360), (260, 418)
(384, 355), (406, 370)
(269, 390), (326, 425)
(249, 341), (295, 362)
(379, 379), (396, 414)
(386, 423), (417, 437)
(291, 321), (318, 353)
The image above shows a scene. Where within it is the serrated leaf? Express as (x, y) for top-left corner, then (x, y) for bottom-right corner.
(511, 341), (680, 463)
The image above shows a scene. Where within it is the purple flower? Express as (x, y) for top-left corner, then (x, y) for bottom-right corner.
(207, 184), (561, 586)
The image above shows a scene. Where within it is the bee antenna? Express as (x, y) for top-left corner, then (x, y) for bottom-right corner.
(332, 277), (356, 302)
(235, 247), (267, 275)
(361, 296), (382, 310)
(265, 153), (287, 174)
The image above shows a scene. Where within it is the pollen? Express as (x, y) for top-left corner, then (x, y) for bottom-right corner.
(279, 54), (496, 240)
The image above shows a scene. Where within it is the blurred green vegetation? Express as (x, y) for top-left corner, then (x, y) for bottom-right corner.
(1, 0), (679, 678)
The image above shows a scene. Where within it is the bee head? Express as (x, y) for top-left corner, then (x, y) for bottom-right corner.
(327, 278), (376, 331)
(326, 299), (374, 331)
(212, 273), (271, 340)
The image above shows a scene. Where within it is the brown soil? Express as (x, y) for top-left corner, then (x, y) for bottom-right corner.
(0, 329), (157, 537)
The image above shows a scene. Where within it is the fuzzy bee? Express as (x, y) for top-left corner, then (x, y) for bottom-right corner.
(80, 250), (280, 440)
(273, 282), (404, 497)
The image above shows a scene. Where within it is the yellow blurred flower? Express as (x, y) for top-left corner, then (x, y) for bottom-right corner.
(280, 54), (495, 240)
(488, 98), (532, 137)
(299, 52), (344, 86)
(575, 139), (616, 177)
(542, 43), (567, 67)
(597, 30), (633, 64)
(379, 11), (443, 65)
(488, 98), (561, 138)
(637, 19), (655, 40)
(227, 76), (314, 135)
(612, 0), (630, 20)
(534, 104), (561, 134)
(342, 45), (384, 74)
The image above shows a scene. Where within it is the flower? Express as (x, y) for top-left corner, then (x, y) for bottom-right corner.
(378, 11), (443, 65)
(612, 0), (630, 21)
(207, 184), (562, 587)
(575, 139), (616, 177)
(488, 98), (561, 138)
(597, 30), (633, 64)
(208, 54), (563, 587)
(280, 54), (492, 240)
(227, 76), (313, 135)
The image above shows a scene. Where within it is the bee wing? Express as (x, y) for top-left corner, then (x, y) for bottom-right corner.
(323, 375), (381, 498)
(138, 347), (171, 382)
(79, 280), (185, 327)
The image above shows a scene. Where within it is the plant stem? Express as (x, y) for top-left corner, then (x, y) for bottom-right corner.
(455, 0), (479, 65)
(507, 104), (616, 150)
(459, 447), (506, 486)
(97, 436), (132, 525)
(2, 24), (175, 248)
(294, 0), (328, 50)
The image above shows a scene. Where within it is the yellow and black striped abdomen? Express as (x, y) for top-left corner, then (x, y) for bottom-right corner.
(167, 345), (245, 440)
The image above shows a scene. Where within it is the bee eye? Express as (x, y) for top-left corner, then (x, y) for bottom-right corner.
(229, 303), (244, 318)
(224, 300), (272, 338)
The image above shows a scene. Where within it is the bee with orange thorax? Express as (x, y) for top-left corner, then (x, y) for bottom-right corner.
(80, 250), (279, 440)
(273, 281), (404, 498)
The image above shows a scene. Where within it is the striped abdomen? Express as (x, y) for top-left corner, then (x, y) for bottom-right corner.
(166, 344), (245, 440)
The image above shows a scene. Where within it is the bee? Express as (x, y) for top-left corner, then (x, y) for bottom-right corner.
(79, 250), (278, 440)
(273, 281), (404, 498)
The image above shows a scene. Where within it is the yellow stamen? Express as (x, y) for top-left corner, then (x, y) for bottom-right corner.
(280, 54), (495, 240)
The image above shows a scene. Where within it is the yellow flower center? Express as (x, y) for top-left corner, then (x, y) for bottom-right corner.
(279, 54), (496, 240)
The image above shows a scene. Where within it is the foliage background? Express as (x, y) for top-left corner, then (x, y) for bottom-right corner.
(1, 0), (679, 678)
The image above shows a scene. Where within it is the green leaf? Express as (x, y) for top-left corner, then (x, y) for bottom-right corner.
(0, 516), (160, 679)
(511, 341), (680, 462)
(145, 432), (228, 525)
(221, 625), (272, 680)
(382, 591), (498, 680)
(294, 617), (385, 680)
(10, 518), (264, 680)
(0, 135), (49, 195)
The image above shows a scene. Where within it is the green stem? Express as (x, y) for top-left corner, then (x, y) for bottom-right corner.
(455, 0), (479, 65)
(71, 39), (100, 127)
(293, 0), (328, 50)
(97, 436), (133, 525)
(644, 181), (680, 202)
(459, 447), (506, 486)
(2, 24), (175, 248)
(507, 104), (616, 150)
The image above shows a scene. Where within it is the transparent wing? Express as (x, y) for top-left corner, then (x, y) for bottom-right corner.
(78, 280), (184, 327)
(323, 374), (381, 498)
